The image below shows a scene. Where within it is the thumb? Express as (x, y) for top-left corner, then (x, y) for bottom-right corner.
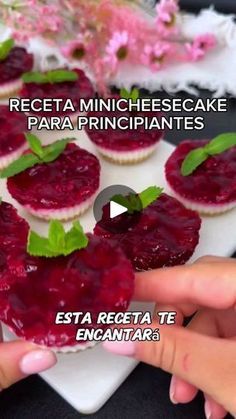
(103, 324), (236, 415)
(0, 340), (57, 390)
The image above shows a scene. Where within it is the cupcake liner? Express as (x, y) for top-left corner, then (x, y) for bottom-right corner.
(94, 142), (160, 164)
(4, 325), (96, 354)
(23, 191), (98, 220)
(52, 341), (97, 354)
(0, 142), (28, 170)
(167, 184), (236, 215)
(0, 78), (23, 98)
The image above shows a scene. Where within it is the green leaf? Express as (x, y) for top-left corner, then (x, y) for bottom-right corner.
(47, 70), (78, 83)
(131, 88), (139, 103)
(22, 70), (78, 84)
(25, 133), (44, 158)
(181, 132), (236, 176)
(48, 220), (65, 251)
(64, 221), (89, 255)
(22, 71), (49, 84)
(0, 153), (40, 178)
(42, 138), (72, 163)
(0, 136), (72, 178)
(111, 194), (134, 214)
(27, 231), (59, 257)
(120, 87), (140, 103)
(120, 88), (130, 100)
(27, 220), (88, 258)
(204, 133), (236, 155)
(0, 38), (14, 61)
(181, 148), (208, 177)
(139, 186), (163, 209)
(111, 186), (163, 215)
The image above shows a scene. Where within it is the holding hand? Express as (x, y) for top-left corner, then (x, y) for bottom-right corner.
(103, 256), (236, 419)
(0, 329), (57, 390)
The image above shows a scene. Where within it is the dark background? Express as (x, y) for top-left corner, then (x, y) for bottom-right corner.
(1, 2), (236, 419)
(180, 0), (236, 14)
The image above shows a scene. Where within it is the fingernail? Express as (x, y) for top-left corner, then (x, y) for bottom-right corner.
(169, 376), (178, 405)
(204, 400), (212, 419)
(102, 340), (135, 356)
(20, 350), (57, 375)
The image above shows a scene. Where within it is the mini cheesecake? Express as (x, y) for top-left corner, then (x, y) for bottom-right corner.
(165, 139), (236, 214)
(94, 193), (201, 271)
(20, 68), (95, 122)
(0, 47), (33, 97)
(0, 105), (28, 169)
(7, 143), (101, 220)
(0, 203), (134, 352)
(86, 107), (163, 164)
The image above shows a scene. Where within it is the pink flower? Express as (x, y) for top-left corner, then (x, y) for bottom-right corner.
(155, 0), (179, 37)
(141, 42), (171, 71)
(186, 33), (217, 61)
(105, 31), (134, 71)
(61, 39), (86, 60)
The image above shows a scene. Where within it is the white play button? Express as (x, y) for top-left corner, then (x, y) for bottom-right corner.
(110, 200), (128, 219)
(93, 185), (141, 233)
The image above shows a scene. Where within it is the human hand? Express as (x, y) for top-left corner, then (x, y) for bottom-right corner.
(103, 256), (236, 418)
(0, 325), (57, 390)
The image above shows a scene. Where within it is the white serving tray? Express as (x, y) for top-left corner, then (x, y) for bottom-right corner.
(1, 128), (236, 414)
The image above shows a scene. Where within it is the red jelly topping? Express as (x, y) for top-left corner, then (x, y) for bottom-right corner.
(20, 68), (95, 117)
(94, 193), (201, 271)
(0, 105), (27, 157)
(0, 47), (33, 84)
(165, 140), (236, 205)
(7, 143), (101, 211)
(0, 205), (134, 347)
(86, 108), (163, 151)
(0, 202), (29, 290)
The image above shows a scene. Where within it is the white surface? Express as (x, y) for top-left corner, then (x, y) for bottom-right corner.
(1, 129), (236, 414)
(110, 200), (128, 219)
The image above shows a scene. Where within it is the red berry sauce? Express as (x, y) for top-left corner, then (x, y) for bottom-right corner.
(0, 105), (27, 157)
(0, 47), (33, 84)
(0, 202), (29, 290)
(165, 140), (236, 205)
(94, 193), (201, 271)
(0, 205), (134, 347)
(7, 143), (101, 211)
(20, 68), (95, 117)
(86, 108), (163, 151)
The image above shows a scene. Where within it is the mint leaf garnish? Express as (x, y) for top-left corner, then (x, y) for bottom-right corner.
(22, 70), (78, 84)
(0, 134), (73, 178)
(22, 72), (48, 84)
(111, 194), (136, 214)
(47, 70), (78, 83)
(181, 133), (236, 176)
(48, 220), (65, 251)
(25, 133), (44, 158)
(28, 231), (58, 257)
(139, 186), (163, 208)
(111, 186), (163, 214)
(204, 133), (236, 155)
(27, 220), (88, 258)
(181, 148), (208, 177)
(0, 38), (14, 61)
(64, 221), (88, 253)
(120, 87), (139, 103)
(0, 153), (40, 178)
(41, 138), (71, 163)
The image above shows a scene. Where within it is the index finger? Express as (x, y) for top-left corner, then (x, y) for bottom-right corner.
(134, 260), (236, 309)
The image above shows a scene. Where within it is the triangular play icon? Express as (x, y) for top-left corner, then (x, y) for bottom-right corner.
(110, 201), (128, 219)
